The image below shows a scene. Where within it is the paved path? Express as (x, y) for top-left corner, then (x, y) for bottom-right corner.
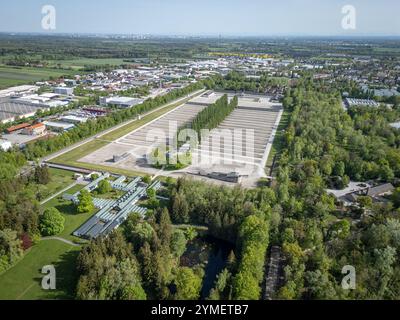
(263, 246), (284, 300)
(41, 237), (81, 247)
(40, 181), (79, 205)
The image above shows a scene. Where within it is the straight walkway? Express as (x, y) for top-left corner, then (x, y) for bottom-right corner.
(40, 181), (80, 205)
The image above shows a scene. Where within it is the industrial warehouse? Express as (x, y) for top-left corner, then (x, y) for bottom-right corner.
(64, 173), (161, 239)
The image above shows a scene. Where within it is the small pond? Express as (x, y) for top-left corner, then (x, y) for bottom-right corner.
(180, 235), (234, 299)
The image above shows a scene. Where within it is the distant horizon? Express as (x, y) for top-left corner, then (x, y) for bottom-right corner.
(1, 31), (400, 40)
(1, 0), (399, 37)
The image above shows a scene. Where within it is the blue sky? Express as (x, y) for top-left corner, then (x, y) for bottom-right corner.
(1, 0), (399, 36)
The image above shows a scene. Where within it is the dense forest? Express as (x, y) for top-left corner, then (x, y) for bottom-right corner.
(281, 80), (400, 185)
(207, 71), (289, 93)
(276, 79), (400, 299)
(74, 177), (278, 300)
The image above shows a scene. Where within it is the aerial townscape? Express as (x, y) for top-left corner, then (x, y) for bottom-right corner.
(0, 1), (400, 310)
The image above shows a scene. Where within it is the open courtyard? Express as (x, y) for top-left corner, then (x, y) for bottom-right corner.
(77, 92), (283, 187)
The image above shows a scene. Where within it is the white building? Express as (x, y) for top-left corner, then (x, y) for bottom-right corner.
(60, 115), (89, 124)
(0, 139), (12, 151)
(344, 98), (379, 108)
(43, 121), (75, 132)
(100, 96), (144, 108)
(54, 87), (74, 95)
(0, 85), (39, 98)
(390, 122), (400, 129)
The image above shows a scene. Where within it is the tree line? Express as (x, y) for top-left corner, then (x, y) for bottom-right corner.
(177, 94), (238, 145)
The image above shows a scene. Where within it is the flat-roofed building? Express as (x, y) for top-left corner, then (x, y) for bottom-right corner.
(54, 87), (74, 95)
(82, 106), (111, 115)
(0, 85), (39, 98)
(100, 96), (144, 108)
(60, 115), (89, 124)
(344, 98), (379, 108)
(43, 121), (75, 132)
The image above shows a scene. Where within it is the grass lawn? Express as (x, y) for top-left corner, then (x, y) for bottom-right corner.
(0, 240), (80, 300)
(266, 108), (291, 175)
(0, 65), (77, 89)
(51, 139), (109, 166)
(35, 168), (76, 201)
(100, 98), (189, 141)
(42, 184), (93, 242)
(49, 58), (127, 70)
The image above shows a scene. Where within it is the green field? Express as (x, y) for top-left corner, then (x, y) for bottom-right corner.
(42, 184), (93, 242)
(36, 168), (76, 202)
(0, 66), (77, 89)
(49, 58), (127, 70)
(266, 109), (291, 174)
(0, 240), (80, 300)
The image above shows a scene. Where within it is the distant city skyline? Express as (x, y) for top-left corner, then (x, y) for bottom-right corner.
(1, 0), (400, 36)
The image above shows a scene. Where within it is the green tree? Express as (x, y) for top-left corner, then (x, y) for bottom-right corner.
(34, 165), (51, 184)
(0, 229), (23, 273)
(142, 175), (151, 184)
(357, 196), (373, 209)
(170, 229), (187, 258)
(174, 267), (202, 300)
(305, 270), (338, 299)
(392, 188), (400, 208)
(97, 180), (112, 194)
(172, 192), (189, 223)
(333, 161), (345, 177)
(208, 268), (231, 300)
(76, 233), (146, 300)
(77, 190), (94, 213)
(184, 226), (198, 241)
(39, 208), (65, 236)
